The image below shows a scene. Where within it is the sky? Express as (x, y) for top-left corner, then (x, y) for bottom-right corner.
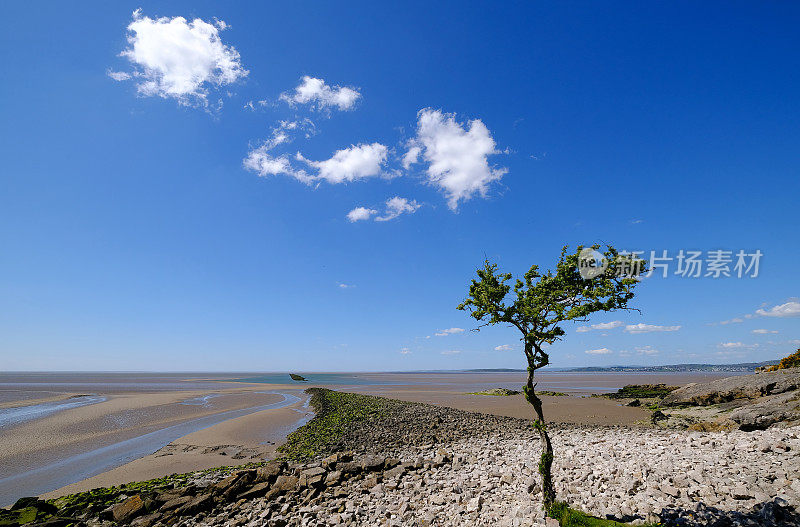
(1, 2), (798, 371)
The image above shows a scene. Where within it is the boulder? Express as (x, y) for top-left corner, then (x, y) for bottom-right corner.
(112, 495), (146, 524)
(236, 482), (271, 501)
(360, 455), (385, 472)
(172, 493), (213, 516)
(266, 475), (299, 498)
(159, 496), (192, 512)
(299, 467), (326, 487)
(337, 461), (362, 475)
(256, 460), (286, 483)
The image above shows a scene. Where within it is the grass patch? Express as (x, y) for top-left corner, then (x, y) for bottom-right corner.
(277, 388), (395, 461)
(548, 502), (658, 526)
(467, 388), (521, 396)
(602, 384), (678, 399)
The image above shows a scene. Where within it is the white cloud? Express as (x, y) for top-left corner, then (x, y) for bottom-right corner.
(636, 346), (660, 355)
(494, 344), (513, 352)
(280, 76), (361, 111)
(719, 318), (744, 325)
(107, 70), (131, 81)
(752, 329), (778, 334)
(399, 348), (412, 355)
(435, 327), (465, 337)
(756, 301), (800, 318)
(624, 323), (681, 334)
(298, 143), (388, 184)
(242, 149), (312, 184)
(402, 146), (421, 169)
(717, 342), (759, 349)
(376, 197), (421, 222)
(257, 119), (317, 152)
(593, 321), (624, 330)
(577, 321), (623, 333)
(346, 207), (377, 222)
(441, 350), (462, 355)
(337, 283), (354, 289)
(405, 109), (507, 210)
(585, 348), (613, 355)
(114, 10), (247, 106)
(719, 342), (744, 348)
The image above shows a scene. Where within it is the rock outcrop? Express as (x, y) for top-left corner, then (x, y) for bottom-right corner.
(661, 368), (800, 407)
(659, 368), (800, 430)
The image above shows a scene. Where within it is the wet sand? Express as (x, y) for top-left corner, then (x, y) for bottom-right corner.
(0, 371), (739, 504)
(348, 371), (739, 425)
(0, 377), (311, 505)
(43, 397), (313, 498)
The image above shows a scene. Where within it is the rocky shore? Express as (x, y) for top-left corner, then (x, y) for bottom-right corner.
(2, 388), (799, 527)
(660, 367), (800, 431)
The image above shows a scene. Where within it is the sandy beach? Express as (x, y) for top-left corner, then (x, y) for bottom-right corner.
(0, 374), (314, 504)
(0, 371), (738, 505)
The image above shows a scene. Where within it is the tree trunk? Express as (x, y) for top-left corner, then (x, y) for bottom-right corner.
(524, 364), (556, 512)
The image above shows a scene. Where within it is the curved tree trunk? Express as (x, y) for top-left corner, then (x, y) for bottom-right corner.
(525, 364), (556, 512)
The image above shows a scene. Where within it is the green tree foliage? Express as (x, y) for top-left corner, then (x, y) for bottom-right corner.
(457, 245), (645, 514)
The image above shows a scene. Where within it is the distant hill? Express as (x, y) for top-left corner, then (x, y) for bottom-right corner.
(464, 360), (779, 373)
(551, 360), (779, 373)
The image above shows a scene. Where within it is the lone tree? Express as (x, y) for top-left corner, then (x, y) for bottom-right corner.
(457, 245), (645, 513)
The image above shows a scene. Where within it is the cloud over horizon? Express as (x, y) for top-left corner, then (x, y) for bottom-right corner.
(435, 327), (465, 337)
(756, 301), (800, 318)
(624, 323), (681, 334)
(576, 321), (623, 332)
(585, 348), (613, 355)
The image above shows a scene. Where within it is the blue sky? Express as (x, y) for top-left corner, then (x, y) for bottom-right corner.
(1, 2), (798, 371)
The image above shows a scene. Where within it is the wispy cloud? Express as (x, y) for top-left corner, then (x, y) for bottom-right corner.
(585, 348), (613, 355)
(576, 321), (623, 332)
(337, 283), (354, 289)
(494, 344), (513, 352)
(635, 345), (660, 355)
(242, 151), (312, 184)
(280, 76), (361, 111)
(718, 342), (759, 349)
(441, 350), (461, 355)
(399, 347), (412, 355)
(752, 329), (778, 334)
(624, 323), (681, 334)
(375, 197), (421, 222)
(756, 301), (800, 318)
(435, 327), (465, 337)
